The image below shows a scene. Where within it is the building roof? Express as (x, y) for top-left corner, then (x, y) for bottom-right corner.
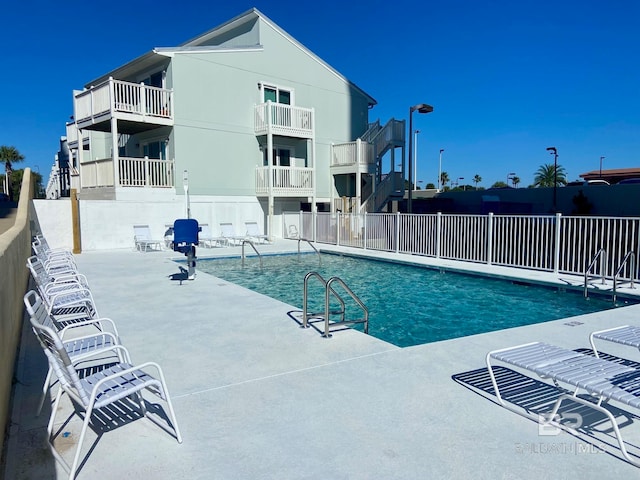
(580, 167), (640, 183)
(83, 8), (377, 107)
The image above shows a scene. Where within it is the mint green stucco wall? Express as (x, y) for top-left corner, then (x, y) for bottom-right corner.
(168, 16), (371, 199)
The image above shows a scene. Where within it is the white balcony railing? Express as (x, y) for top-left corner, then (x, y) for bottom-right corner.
(80, 157), (174, 189)
(75, 78), (173, 124)
(255, 166), (313, 196)
(254, 101), (313, 138)
(331, 140), (375, 167)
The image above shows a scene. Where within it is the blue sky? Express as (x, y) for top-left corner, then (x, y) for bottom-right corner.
(2, 0), (639, 187)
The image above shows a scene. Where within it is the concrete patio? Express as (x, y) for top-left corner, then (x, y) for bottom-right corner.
(4, 241), (640, 479)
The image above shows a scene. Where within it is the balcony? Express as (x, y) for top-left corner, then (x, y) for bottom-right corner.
(80, 157), (175, 189)
(254, 102), (314, 138)
(74, 78), (173, 133)
(330, 140), (375, 175)
(255, 166), (314, 197)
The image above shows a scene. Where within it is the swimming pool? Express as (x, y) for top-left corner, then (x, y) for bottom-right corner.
(196, 253), (631, 347)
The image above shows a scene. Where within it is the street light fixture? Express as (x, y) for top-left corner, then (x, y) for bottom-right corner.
(413, 129), (420, 192)
(546, 147), (558, 212)
(438, 148), (444, 192)
(600, 156), (605, 179)
(507, 172), (516, 187)
(408, 103), (433, 213)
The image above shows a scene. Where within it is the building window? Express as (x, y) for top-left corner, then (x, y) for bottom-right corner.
(260, 83), (292, 105)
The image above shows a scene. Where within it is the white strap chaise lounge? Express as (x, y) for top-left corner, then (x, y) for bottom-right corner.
(590, 325), (640, 358)
(133, 224), (163, 252)
(487, 341), (640, 467)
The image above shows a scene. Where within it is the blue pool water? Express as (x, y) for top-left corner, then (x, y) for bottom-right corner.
(196, 253), (631, 347)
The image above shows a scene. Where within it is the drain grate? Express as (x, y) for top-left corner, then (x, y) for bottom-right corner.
(563, 320), (584, 327)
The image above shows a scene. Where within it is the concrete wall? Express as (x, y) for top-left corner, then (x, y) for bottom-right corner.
(0, 170), (34, 458)
(418, 184), (640, 216)
(32, 199), (73, 250)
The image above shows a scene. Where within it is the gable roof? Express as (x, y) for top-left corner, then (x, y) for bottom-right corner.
(84, 8), (377, 107)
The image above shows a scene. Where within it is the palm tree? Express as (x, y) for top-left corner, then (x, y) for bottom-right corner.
(533, 163), (566, 188)
(512, 176), (520, 188)
(473, 174), (482, 190)
(0, 145), (25, 201)
(440, 171), (449, 189)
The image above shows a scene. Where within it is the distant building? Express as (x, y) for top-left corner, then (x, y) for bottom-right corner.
(580, 168), (640, 184)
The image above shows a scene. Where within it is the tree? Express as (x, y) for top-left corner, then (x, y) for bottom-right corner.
(473, 174), (482, 190)
(491, 181), (508, 188)
(511, 176), (520, 188)
(533, 163), (566, 188)
(0, 145), (25, 201)
(440, 171), (449, 188)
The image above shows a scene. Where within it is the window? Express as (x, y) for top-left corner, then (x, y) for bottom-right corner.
(143, 141), (167, 160)
(260, 83), (292, 105)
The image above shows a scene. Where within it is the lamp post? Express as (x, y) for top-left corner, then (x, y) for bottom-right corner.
(413, 129), (420, 192)
(457, 177), (465, 191)
(507, 172), (515, 187)
(183, 169), (190, 219)
(408, 103), (433, 213)
(438, 149), (444, 192)
(599, 156), (605, 179)
(546, 147), (558, 212)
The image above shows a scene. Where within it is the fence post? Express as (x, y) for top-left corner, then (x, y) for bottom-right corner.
(436, 212), (442, 259)
(487, 212), (493, 266)
(395, 212), (400, 254)
(363, 212), (368, 250)
(554, 212), (562, 274)
(337, 211), (341, 246)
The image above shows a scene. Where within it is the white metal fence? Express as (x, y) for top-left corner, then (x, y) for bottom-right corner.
(282, 211), (640, 281)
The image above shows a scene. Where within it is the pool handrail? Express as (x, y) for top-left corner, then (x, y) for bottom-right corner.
(323, 277), (369, 338)
(241, 239), (263, 269)
(302, 272), (345, 329)
(613, 250), (635, 303)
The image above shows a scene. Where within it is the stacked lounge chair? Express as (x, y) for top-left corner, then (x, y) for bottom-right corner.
(25, 234), (182, 480)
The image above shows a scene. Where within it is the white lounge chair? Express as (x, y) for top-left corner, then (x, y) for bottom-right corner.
(288, 224), (299, 239)
(199, 223), (227, 247)
(245, 221), (270, 244)
(24, 290), (122, 416)
(487, 341), (640, 467)
(590, 325), (640, 358)
(30, 311), (182, 479)
(133, 225), (163, 252)
(220, 222), (244, 246)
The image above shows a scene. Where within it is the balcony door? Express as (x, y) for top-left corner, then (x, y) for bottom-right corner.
(143, 140), (167, 160)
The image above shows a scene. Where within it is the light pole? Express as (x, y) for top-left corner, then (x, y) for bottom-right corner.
(413, 129), (420, 192)
(507, 172), (515, 187)
(183, 169), (190, 219)
(546, 147), (558, 212)
(438, 148), (444, 192)
(408, 103), (433, 213)
(599, 156), (605, 179)
(457, 177), (464, 190)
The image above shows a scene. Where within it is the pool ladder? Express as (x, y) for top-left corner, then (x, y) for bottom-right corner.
(241, 239), (263, 268)
(584, 248), (637, 302)
(302, 272), (369, 338)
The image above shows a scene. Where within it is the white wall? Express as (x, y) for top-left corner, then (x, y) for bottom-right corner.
(77, 195), (268, 251)
(32, 199), (73, 250)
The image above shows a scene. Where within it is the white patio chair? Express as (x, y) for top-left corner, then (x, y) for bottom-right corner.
(133, 225), (163, 252)
(245, 221), (270, 244)
(220, 222), (244, 246)
(27, 256), (99, 324)
(24, 290), (123, 416)
(199, 223), (227, 247)
(30, 314), (182, 479)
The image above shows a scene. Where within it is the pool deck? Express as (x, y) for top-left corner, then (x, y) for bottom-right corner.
(4, 240), (640, 479)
